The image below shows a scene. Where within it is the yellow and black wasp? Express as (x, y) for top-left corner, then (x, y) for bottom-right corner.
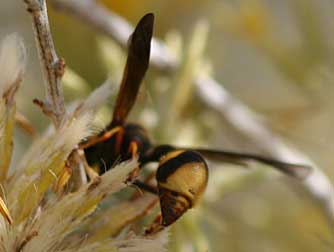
(80, 13), (311, 233)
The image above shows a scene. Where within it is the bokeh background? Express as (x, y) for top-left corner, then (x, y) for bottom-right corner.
(2, 0), (333, 251)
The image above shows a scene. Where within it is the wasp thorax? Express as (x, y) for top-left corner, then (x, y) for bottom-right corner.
(156, 150), (209, 226)
(84, 123), (151, 172)
(121, 123), (151, 156)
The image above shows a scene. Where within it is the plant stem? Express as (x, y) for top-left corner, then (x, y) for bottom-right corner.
(24, 0), (66, 127)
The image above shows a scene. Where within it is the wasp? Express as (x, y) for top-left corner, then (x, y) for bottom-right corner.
(81, 13), (311, 233)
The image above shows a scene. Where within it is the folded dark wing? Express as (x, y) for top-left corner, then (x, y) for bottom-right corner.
(189, 148), (312, 180)
(109, 13), (154, 127)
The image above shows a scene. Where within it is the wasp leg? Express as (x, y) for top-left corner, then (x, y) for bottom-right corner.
(133, 180), (158, 195)
(145, 214), (164, 235)
(128, 141), (139, 158)
(79, 152), (100, 180)
(79, 126), (123, 149)
(129, 179), (161, 235)
(126, 141), (141, 182)
(124, 141), (139, 183)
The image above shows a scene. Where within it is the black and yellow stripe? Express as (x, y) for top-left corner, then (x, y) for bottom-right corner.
(156, 150), (205, 182)
(156, 150), (209, 226)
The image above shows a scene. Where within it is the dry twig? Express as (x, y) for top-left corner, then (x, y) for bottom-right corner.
(23, 0), (90, 188)
(24, 0), (66, 127)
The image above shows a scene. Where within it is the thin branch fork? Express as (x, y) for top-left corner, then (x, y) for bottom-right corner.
(24, 0), (66, 127)
(23, 0), (89, 189)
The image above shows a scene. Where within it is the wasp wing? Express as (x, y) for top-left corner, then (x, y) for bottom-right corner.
(191, 148), (311, 180)
(144, 145), (311, 180)
(109, 13), (154, 127)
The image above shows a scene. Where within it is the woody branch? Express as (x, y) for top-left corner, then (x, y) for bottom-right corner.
(23, 0), (88, 188)
(24, 0), (66, 128)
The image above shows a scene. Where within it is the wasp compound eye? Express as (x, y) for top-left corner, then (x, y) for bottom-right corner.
(156, 150), (208, 226)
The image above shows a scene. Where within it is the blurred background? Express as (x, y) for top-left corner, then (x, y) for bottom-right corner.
(1, 0), (333, 251)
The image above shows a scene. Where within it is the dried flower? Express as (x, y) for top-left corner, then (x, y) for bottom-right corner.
(0, 34), (167, 252)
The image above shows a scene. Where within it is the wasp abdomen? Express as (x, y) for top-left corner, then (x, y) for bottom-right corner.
(156, 150), (208, 226)
(158, 188), (192, 226)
